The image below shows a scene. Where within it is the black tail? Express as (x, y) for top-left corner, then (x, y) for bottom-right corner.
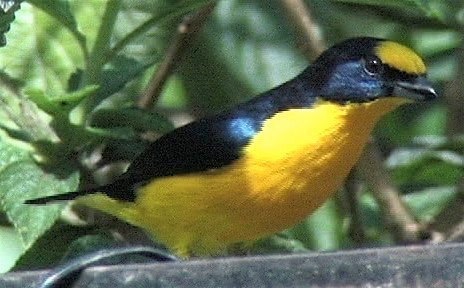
(25, 178), (137, 205)
(25, 186), (105, 205)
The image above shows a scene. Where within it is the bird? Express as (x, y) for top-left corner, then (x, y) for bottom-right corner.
(26, 37), (438, 258)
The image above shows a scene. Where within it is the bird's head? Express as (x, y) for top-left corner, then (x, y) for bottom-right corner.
(306, 37), (438, 104)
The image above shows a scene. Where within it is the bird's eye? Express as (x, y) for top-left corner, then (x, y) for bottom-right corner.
(363, 56), (383, 75)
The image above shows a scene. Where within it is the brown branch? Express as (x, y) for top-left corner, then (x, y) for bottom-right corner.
(344, 170), (367, 245)
(427, 178), (464, 242)
(357, 141), (428, 243)
(445, 47), (464, 135)
(137, 3), (216, 109)
(279, 0), (326, 60)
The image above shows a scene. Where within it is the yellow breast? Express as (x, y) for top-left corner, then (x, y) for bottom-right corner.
(233, 97), (406, 228)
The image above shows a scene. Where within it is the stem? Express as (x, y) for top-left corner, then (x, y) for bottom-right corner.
(357, 141), (426, 243)
(427, 178), (464, 242)
(75, 0), (120, 124)
(445, 44), (464, 135)
(84, 0), (121, 86)
(279, 0), (326, 60)
(72, 31), (89, 62)
(137, 3), (216, 109)
(344, 170), (367, 245)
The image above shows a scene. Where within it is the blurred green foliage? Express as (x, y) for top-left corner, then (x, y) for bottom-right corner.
(0, 0), (461, 273)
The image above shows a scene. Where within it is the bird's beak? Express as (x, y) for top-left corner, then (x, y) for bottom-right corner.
(393, 76), (438, 101)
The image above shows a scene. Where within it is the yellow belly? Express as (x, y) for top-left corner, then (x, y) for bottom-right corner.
(80, 98), (406, 257)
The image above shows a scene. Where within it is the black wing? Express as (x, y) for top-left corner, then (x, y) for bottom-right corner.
(126, 110), (262, 180)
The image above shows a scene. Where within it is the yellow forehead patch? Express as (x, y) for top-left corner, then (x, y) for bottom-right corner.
(376, 41), (426, 75)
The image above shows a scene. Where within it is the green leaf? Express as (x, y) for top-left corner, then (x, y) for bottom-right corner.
(0, 159), (79, 250)
(0, 3), (84, 96)
(333, 0), (451, 24)
(0, 225), (23, 272)
(27, 0), (77, 31)
(91, 107), (174, 134)
(410, 104), (446, 137)
(407, 186), (457, 221)
(83, 0), (121, 87)
(24, 85), (99, 116)
(0, 137), (29, 167)
(157, 74), (188, 109)
(387, 147), (464, 186)
(252, 233), (308, 255)
(14, 224), (112, 271)
(85, 126), (138, 141)
(26, 0), (85, 46)
(290, 200), (345, 251)
(376, 104), (446, 146)
(0, 0), (22, 46)
(78, 56), (148, 115)
(388, 148), (464, 167)
(360, 186), (457, 232)
(111, 0), (214, 60)
(100, 56), (147, 98)
(333, 0), (417, 8)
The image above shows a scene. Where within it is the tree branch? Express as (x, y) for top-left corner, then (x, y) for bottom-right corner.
(426, 172), (464, 242)
(137, 3), (216, 109)
(279, 0), (326, 60)
(344, 170), (367, 245)
(357, 140), (428, 243)
(445, 46), (464, 135)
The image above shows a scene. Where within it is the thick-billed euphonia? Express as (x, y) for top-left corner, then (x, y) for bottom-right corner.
(27, 37), (438, 257)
